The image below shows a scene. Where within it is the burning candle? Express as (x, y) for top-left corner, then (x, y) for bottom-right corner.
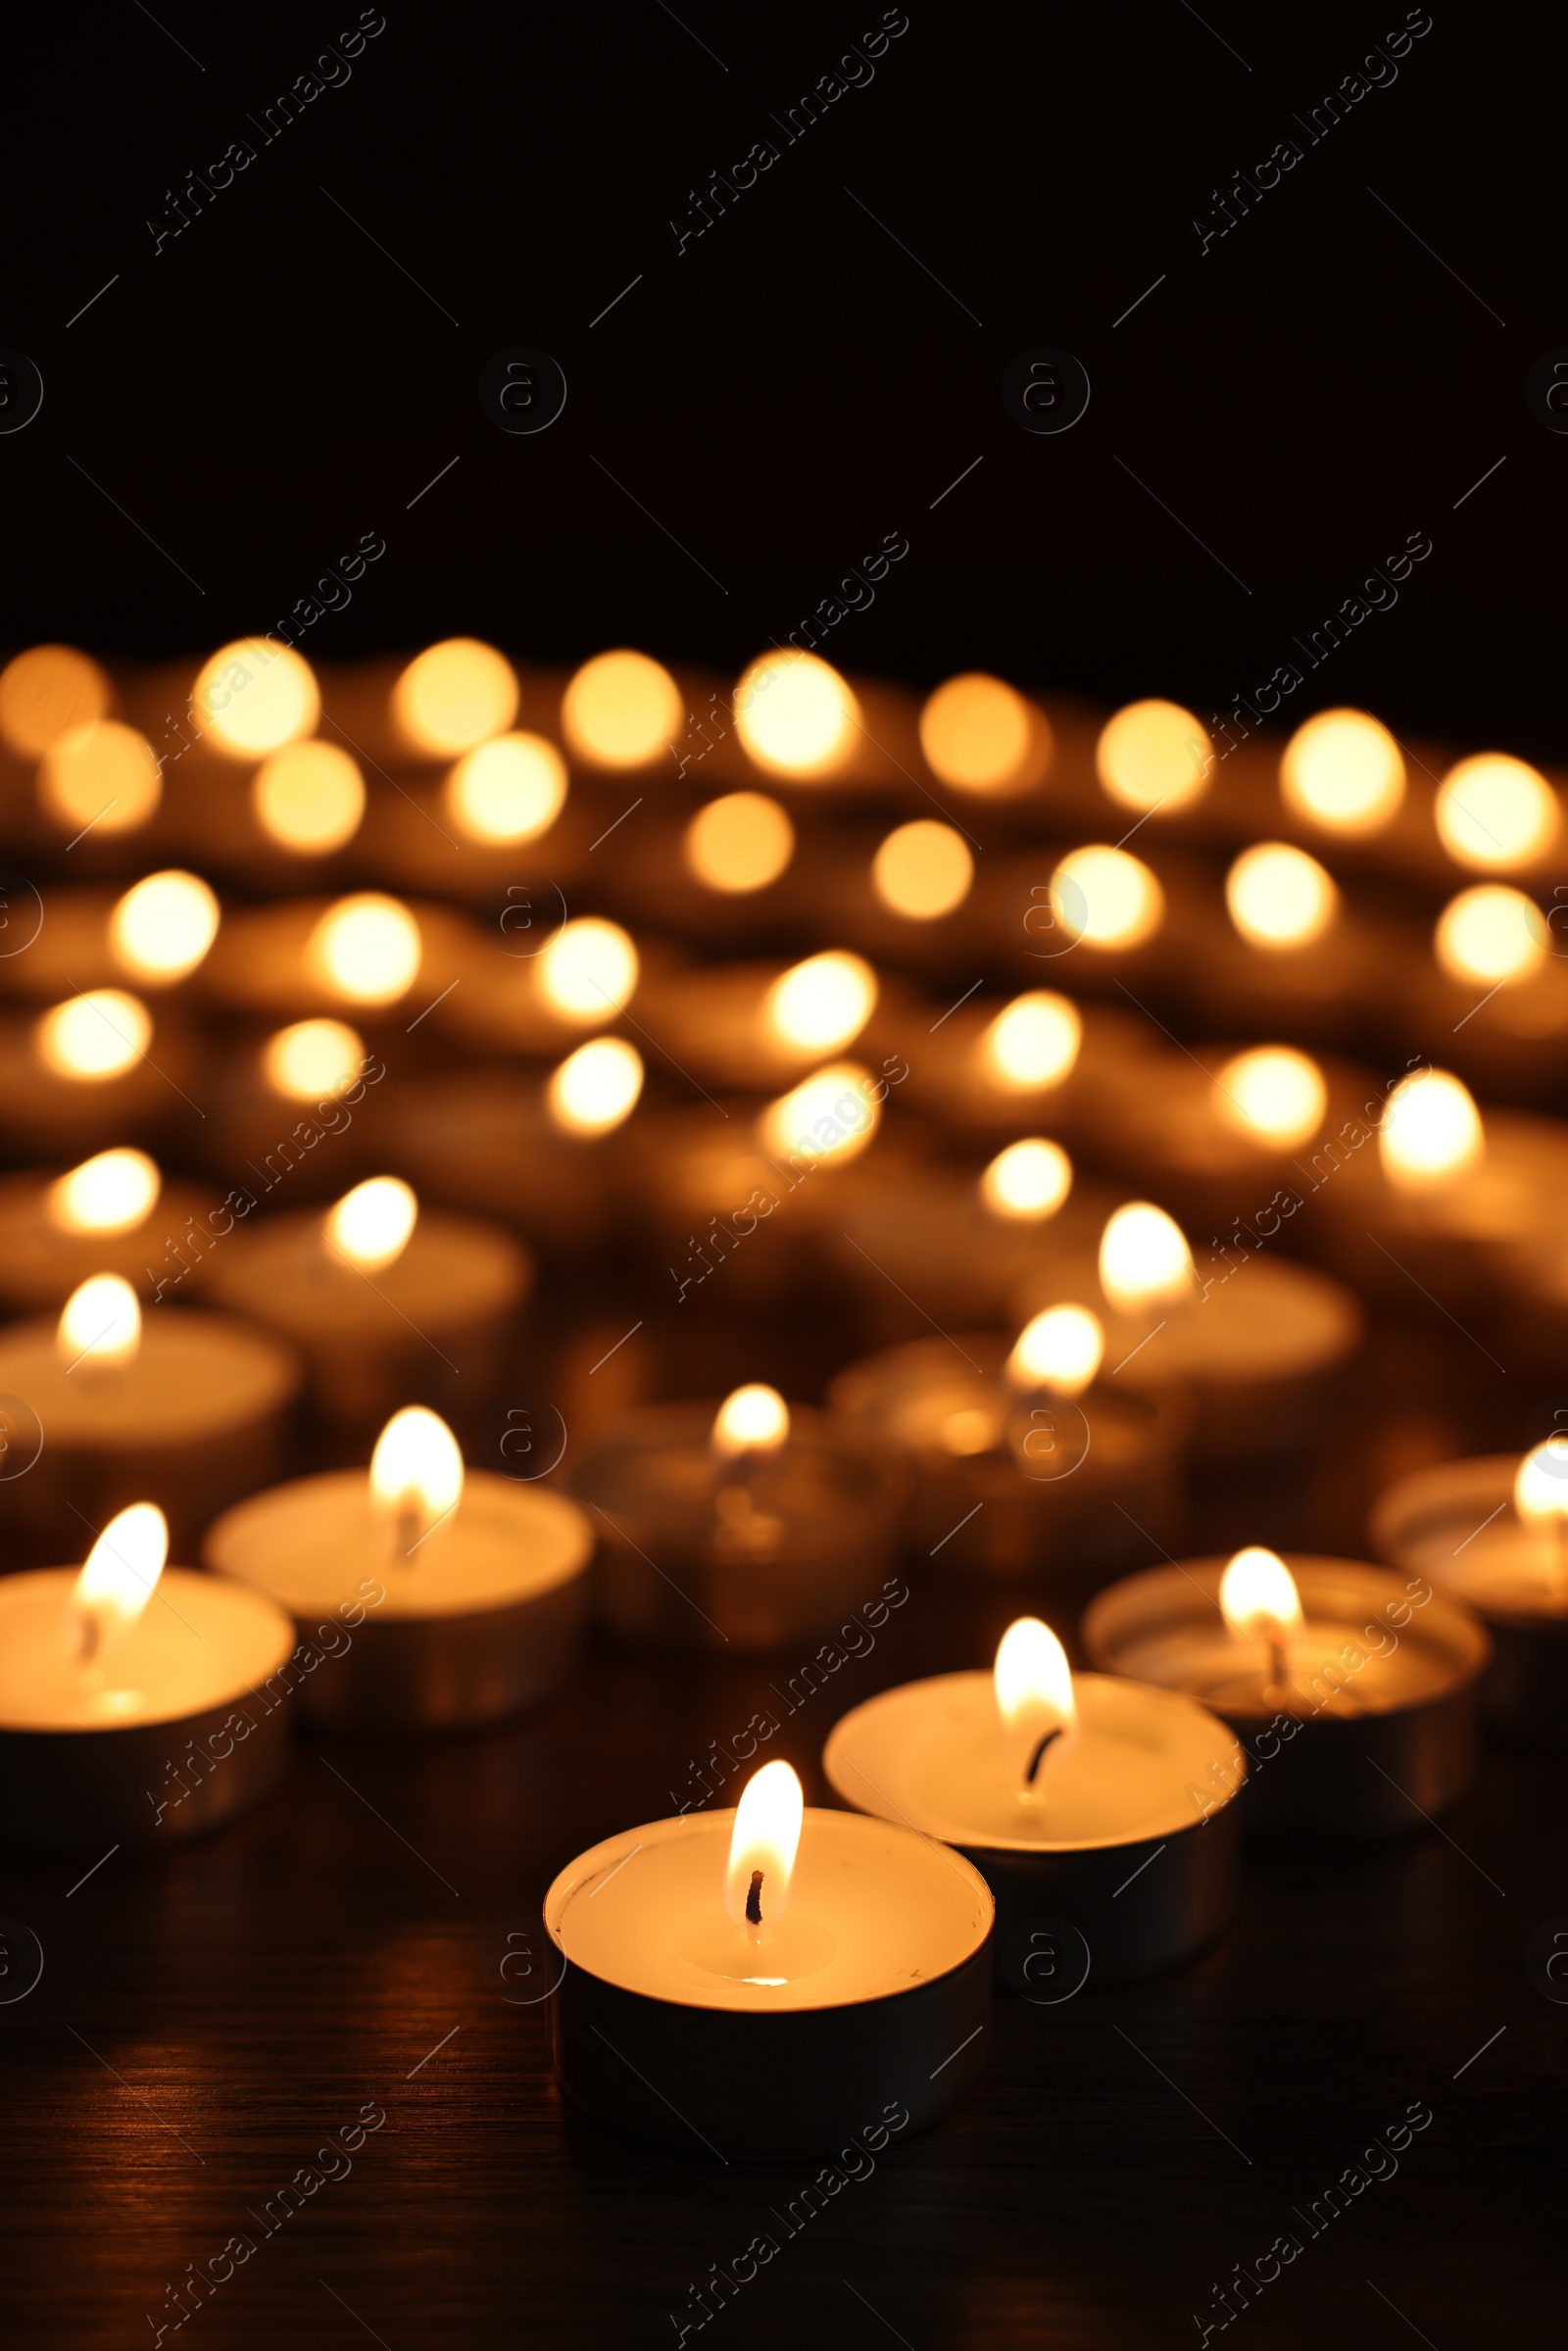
(253, 740), (367, 857)
(441, 914), (640, 1054)
(1086, 1041), (1336, 1235)
(196, 1174), (533, 1445)
(0, 644), (112, 759)
(109, 871), (220, 986)
(205, 1405), (592, 1729)
(0, 986), (197, 1164)
(683, 790), (796, 894)
(194, 639), (319, 759)
(918, 672), (1052, 801)
(869, 820), (974, 922)
(1280, 709), (1405, 837)
(1096, 699), (1211, 814)
(0, 1148), (217, 1311)
(543, 1758), (993, 2158)
(566, 1384), (905, 1649)
(1370, 1441), (1568, 1738)
(200, 890), (470, 1023)
(390, 638), (518, 758)
(825, 1615), (1244, 1984)
(733, 652), (859, 782)
(895, 983), (1157, 1151)
(561, 649), (683, 771)
(0, 1274), (300, 1558)
(1082, 1545), (1489, 1841)
(1047, 844), (1165, 953)
(1436, 753), (1559, 873)
(37, 720), (163, 839)
(0, 1501), (296, 1854)
(638, 949), (878, 1090)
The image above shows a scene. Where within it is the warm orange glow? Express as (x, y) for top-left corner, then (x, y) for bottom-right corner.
(1006, 1304), (1103, 1395)
(871, 819), (974, 920)
(0, 645), (111, 758)
(726, 1759), (804, 1929)
(36, 990), (150, 1081)
(1225, 842), (1338, 949)
(446, 732), (566, 844)
(1380, 1069), (1482, 1188)
(981, 991), (1082, 1090)
(47, 1149), (160, 1237)
(1281, 709), (1404, 835)
(325, 1177), (417, 1272)
(369, 1406), (465, 1550)
(980, 1138), (1073, 1220)
(537, 917), (638, 1021)
(39, 720), (161, 835)
(1099, 1201), (1194, 1311)
(561, 649), (682, 768)
(1219, 1545), (1303, 1639)
(307, 894), (421, 1004)
(546, 1036), (645, 1135)
(392, 638), (518, 756)
(684, 792), (796, 894)
(763, 951), (876, 1054)
(253, 741), (366, 855)
(994, 1619), (1076, 1760)
(1435, 885), (1547, 985)
(194, 640), (318, 759)
(110, 870), (220, 983)
(919, 672), (1042, 795)
(711, 1384), (790, 1458)
(1437, 754), (1559, 871)
(733, 652), (858, 779)
(1050, 846), (1164, 949)
(1097, 699), (1211, 813)
(58, 1274), (141, 1371)
(263, 1017), (365, 1101)
(73, 1502), (168, 1659)
(1515, 1442), (1568, 1524)
(1216, 1048), (1327, 1147)
(759, 1063), (880, 1166)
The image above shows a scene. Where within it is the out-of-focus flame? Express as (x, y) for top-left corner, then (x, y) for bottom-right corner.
(1215, 1048), (1327, 1147)
(547, 1036), (644, 1135)
(1219, 1545), (1303, 1639)
(1097, 700), (1210, 813)
(0, 645), (110, 758)
(110, 870), (220, 983)
(369, 1406), (465, 1554)
(711, 1384), (790, 1459)
(561, 649), (682, 768)
(980, 1137), (1072, 1221)
(263, 1017), (364, 1101)
(919, 672), (1040, 796)
(758, 1063), (880, 1167)
(1006, 1304), (1103, 1395)
(194, 640), (318, 759)
(980, 991), (1081, 1090)
(36, 991), (150, 1081)
(446, 733), (566, 844)
(254, 741), (366, 855)
(726, 1758), (804, 1930)
(392, 639), (517, 756)
(870, 820), (973, 920)
(763, 951), (876, 1054)
(537, 917), (638, 1021)
(1281, 710), (1403, 834)
(1437, 754), (1559, 871)
(1380, 1068), (1482, 1188)
(1515, 1441), (1568, 1524)
(1225, 842), (1338, 949)
(1435, 885), (1547, 985)
(325, 1177), (417, 1272)
(307, 894), (421, 1004)
(733, 652), (858, 779)
(73, 1501), (168, 1664)
(1050, 846), (1164, 949)
(39, 719), (161, 835)
(58, 1273), (141, 1370)
(47, 1148), (160, 1236)
(684, 791), (795, 894)
(1099, 1201), (1194, 1311)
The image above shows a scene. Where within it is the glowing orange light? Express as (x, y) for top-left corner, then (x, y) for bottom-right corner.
(1097, 700), (1211, 814)
(546, 1037), (645, 1136)
(711, 1384), (790, 1458)
(733, 652), (858, 779)
(39, 720), (162, 835)
(194, 640), (318, 759)
(253, 741), (366, 855)
(263, 1018), (365, 1101)
(0, 645), (112, 758)
(36, 991), (150, 1081)
(561, 650), (682, 768)
(726, 1759), (804, 1929)
(47, 1149), (160, 1236)
(1281, 710), (1404, 835)
(684, 792), (796, 894)
(919, 672), (1043, 796)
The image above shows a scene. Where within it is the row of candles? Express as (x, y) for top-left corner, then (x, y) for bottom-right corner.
(2, 634), (1563, 2166)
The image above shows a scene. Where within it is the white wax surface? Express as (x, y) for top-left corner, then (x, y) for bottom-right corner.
(0, 1567), (293, 1729)
(206, 1468), (592, 1620)
(0, 1311), (298, 1447)
(545, 1808), (991, 2012)
(205, 1203), (529, 1342)
(833, 1338), (1156, 1479)
(1117, 1618), (1438, 1715)
(0, 1171), (214, 1307)
(1122, 1257), (1359, 1382)
(825, 1672), (1241, 1849)
(1375, 1455), (1568, 1620)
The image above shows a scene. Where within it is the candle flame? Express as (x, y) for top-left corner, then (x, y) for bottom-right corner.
(1380, 1069), (1482, 1188)
(254, 740), (366, 854)
(325, 1177), (417, 1272)
(711, 1384), (790, 1459)
(1215, 1048), (1326, 1147)
(446, 732), (566, 845)
(392, 638), (517, 756)
(994, 1618), (1076, 1786)
(39, 719), (162, 835)
(980, 1137), (1073, 1221)
(73, 1502), (168, 1660)
(981, 991), (1081, 1090)
(1049, 846), (1164, 950)
(683, 791), (795, 894)
(919, 671), (1039, 796)
(758, 1063), (880, 1166)
(870, 819), (973, 920)
(369, 1406), (465, 1554)
(734, 651), (858, 779)
(1435, 884), (1547, 985)
(47, 1148), (160, 1236)
(561, 649), (682, 768)
(546, 1036), (644, 1135)
(1006, 1304), (1103, 1396)
(1219, 1546), (1303, 1639)
(1514, 1441), (1568, 1523)
(537, 917), (638, 1021)
(58, 1274), (141, 1370)
(263, 1017), (365, 1102)
(0, 643), (110, 758)
(1280, 709), (1404, 835)
(726, 1759), (804, 1929)
(1099, 1201), (1194, 1311)
(110, 870), (220, 983)
(194, 639), (318, 759)
(36, 990), (151, 1081)
(1436, 753), (1559, 872)
(1097, 698), (1211, 813)
(763, 950), (876, 1053)
(1225, 842), (1338, 950)
(307, 894), (421, 1005)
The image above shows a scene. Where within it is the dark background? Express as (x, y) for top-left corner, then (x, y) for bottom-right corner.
(3, 3), (1562, 750)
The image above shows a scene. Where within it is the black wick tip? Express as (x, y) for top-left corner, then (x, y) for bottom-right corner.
(1025, 1728), (1064, 1787)
(745, 1869), (763, 1926)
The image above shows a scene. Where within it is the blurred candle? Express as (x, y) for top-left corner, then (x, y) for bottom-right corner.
(48, 1149), (161, 1237)
(109, 871), (220, 985)
(561, 649), (682, 768)
(979, 1137), (1073, 1220)
(1214, 1047), (1327, 1149)
(1225, 842), (1339, 950)
(446, 733), (566, 844)
(919, 672), (1049, 798)
(305, 894), (421, 1006)
(1379, 1068), (1483, 1190)
(1050, 846), (1164, 950)
(38, 720), (162, 836)
(1280, 708), (1404, 835)
(253, 741), (366, 855)
(1097, 700), (1210, 814)
(1434, 884), (1547, 985)
(36, 990), (150, 1081)
(537, 917), (638, 1024)
(262, 1017), (365, 1102)
(194, 639), (319, 759)
(871, 820), (974, 920)
(1436, 753), (1559, 870)
(391, 638), (517, 756)
(734, 652), (858, 780)
(683, 791), (796, 894)
(547, 1036), (645, 1135)
(0, 645), (111, 758)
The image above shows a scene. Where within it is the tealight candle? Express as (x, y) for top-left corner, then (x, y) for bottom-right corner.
(0, 1502), (296, 1855)
(1096, 698), (1212, 816)
(435, 915), (641, 1054)
(0, 1150), (217, 1310)
(561, 648), (684, 771)
(199, 891), (470, 1021)
(0, 989), (199, 1157)
(0, 643), (113, 760)
(0, 872), (220, 1004)
(890, 986), (1157, 1151)
(544, 1760), (993, 2159)
(1435, 752), (1560, 874)
(829, 1311), (1191, 1590)
(1399, 888), (1568, 1097)
(196, 1176), (533, 1445)
(635, 950), (880, 1091)
(825, 1617), (1244, 1984)
(1280, 708), (1406, 838)
(1082, 1546), (1489, 1842)
(1085, 1043), (1346, 1236)
(1370, 1442), (1568, 1739)
(1173, 845), (1398, 1046)
(566, 1386), (906, 1649)
(205, 1406), (592, 1729)
(0, 1276), (300, 1558)
(918, 672), (1052, 802)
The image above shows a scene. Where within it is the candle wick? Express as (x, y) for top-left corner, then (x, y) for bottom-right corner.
(1265, 1626), (1290, 1698)
(77, 1610), (101, 1666)
(393, 1497), (421, 1562)
(745, 1869), (763, 1926)
(1024, 1727), (1063, 1787)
